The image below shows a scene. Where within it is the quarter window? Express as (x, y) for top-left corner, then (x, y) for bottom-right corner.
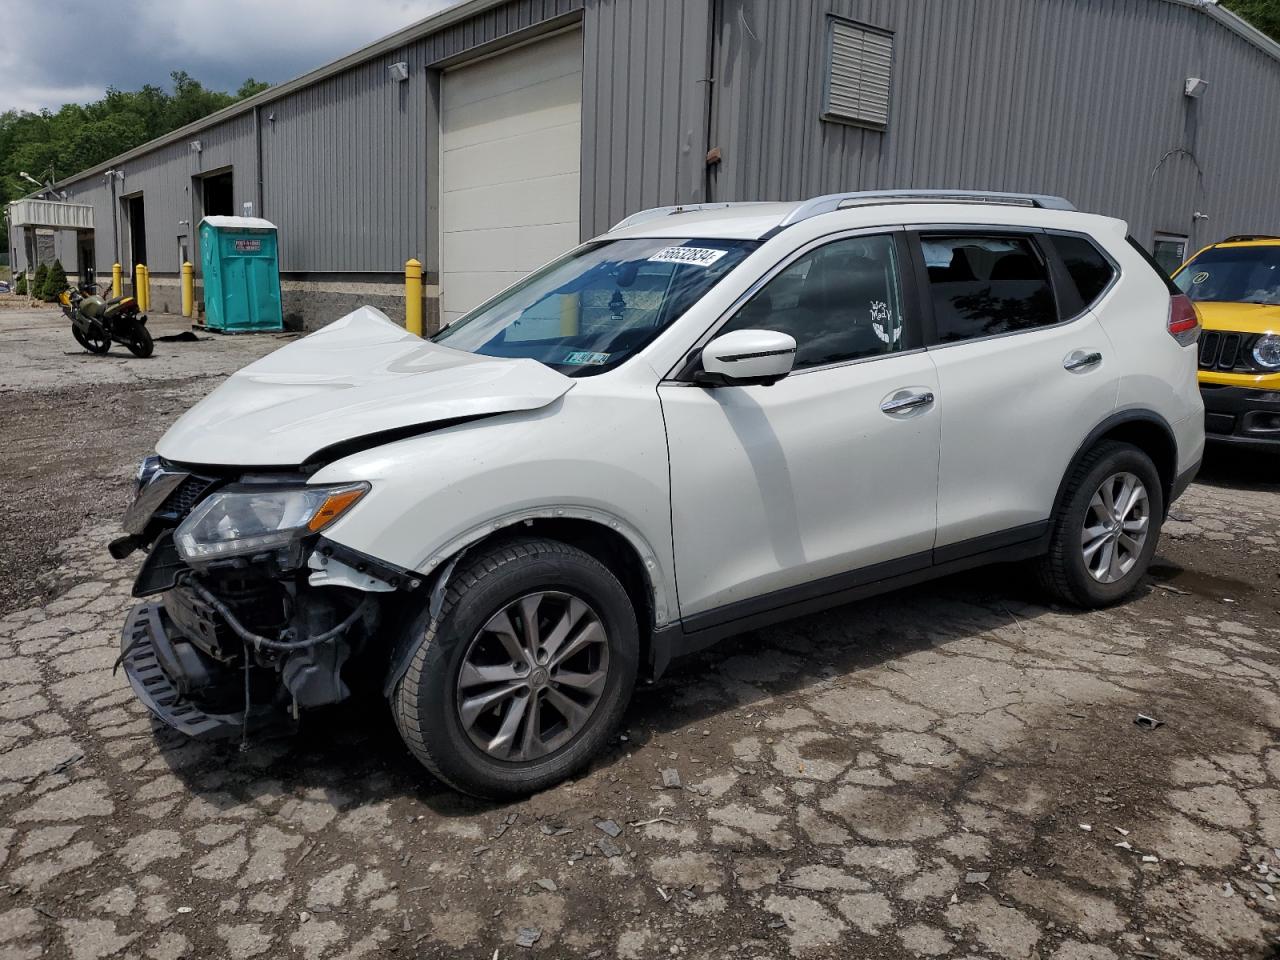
(1050, 234), (1116, 308)
(719, 234), (908, 370)
(921, 235), (1057, 343)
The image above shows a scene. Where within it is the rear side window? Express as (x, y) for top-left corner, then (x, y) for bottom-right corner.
(1049, 234), (1116, 307)
(920, 234), (1057, 343)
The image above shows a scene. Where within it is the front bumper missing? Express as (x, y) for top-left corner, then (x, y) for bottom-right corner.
(120, 603), (274, 740)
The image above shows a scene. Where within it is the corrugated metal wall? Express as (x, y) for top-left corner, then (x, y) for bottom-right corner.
(262, 0), (582, 273)
(711, 0), (1280, 248)
(53, 0), (1280, 290)
(60, 113), (256, 275)
(580, 0), (713, 235)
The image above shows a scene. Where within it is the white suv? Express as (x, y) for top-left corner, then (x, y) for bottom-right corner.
(114, 190), (1204, 797)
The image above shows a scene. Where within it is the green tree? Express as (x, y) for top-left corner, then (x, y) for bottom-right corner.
(0, 74), (272, 254)
(41, 258), (67, 301)
(1220, 0), (1280, 42)
(30, 263), (47, 300)
(237, 78), (271, 99)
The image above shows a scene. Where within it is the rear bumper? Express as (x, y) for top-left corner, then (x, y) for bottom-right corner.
(1199, 384), (1280, 449)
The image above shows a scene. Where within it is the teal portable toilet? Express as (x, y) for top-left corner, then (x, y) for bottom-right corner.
(199, 216), (283, 331)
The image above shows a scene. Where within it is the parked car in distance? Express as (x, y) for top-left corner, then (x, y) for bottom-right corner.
(1172, 235), (1280, 449)
(0, 280), (11, 294)
(113, 190), (1205, 798)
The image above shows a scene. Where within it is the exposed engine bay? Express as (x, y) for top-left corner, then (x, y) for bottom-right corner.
(114, 459), (418, 739)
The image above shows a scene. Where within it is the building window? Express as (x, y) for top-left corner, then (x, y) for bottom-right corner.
(1152, 234), (1189, 275)
(823, 17), (894, 129)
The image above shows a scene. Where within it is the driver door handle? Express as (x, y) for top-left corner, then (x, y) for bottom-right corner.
(1064, 350), (1103, 372)
(880, 390), (935, 414)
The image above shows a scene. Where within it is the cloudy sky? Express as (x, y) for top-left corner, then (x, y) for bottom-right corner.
(0, 0), (458, 113)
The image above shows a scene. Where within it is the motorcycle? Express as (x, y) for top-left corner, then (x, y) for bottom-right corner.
(59, 284), (154, 358)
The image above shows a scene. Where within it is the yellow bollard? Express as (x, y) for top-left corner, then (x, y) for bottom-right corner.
(405, 258), (423, 336)
(134, 264), (145, 304)
(181, 261), (194, 318)
(140, 265), (151, 312)
(112, 263), (122, 298)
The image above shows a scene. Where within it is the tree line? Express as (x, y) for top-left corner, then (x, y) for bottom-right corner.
(1, 72), (269, 256)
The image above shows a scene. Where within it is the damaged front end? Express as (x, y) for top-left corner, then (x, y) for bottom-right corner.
(114, 457), (417, 740)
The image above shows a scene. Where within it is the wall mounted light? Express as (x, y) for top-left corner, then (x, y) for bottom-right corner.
(1184, 77), (1209, 98)
(388, 61), (410, 82)
(190, 139), (203, 153)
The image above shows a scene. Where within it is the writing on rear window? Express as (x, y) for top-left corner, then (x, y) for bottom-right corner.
(648, 246), (728, 267)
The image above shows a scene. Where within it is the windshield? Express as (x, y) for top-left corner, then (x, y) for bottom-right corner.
(1174, 245), (1280, 305)
(433, 238), (759, 375)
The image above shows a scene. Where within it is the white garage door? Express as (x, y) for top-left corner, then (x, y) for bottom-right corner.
(440, 29), (582, 326)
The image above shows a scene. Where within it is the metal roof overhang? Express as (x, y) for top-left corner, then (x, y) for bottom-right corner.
(7, 198), (94, 230)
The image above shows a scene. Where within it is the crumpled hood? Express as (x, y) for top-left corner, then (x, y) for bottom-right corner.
(156, 306), (574, 466)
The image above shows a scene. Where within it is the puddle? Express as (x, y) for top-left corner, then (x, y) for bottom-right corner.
(1148, 562), (1256, 600)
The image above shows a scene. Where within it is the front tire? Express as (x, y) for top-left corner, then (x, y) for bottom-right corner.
(393, 538), (639, 799)
(127, 326), (154, 358)
(1037, 441), (1164, 607)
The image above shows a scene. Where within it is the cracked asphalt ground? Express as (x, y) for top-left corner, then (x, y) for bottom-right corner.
(2, 303), (1279, 960)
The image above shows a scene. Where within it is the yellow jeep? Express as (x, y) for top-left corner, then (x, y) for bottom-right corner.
(1172, 236), (1280, 449)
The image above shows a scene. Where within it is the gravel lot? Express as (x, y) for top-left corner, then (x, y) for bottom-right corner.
(1, 302), (1278, 960)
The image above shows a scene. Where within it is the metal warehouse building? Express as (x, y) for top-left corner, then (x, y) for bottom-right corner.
(10, 0), (1280, 330)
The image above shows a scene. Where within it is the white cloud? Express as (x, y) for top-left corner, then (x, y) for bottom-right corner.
(0, 0), (457, 113)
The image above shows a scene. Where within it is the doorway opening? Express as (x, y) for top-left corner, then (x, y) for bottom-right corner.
(76, 231), (96, 290)
(125, 194), (147, 274)
(198, 170), (234, 218)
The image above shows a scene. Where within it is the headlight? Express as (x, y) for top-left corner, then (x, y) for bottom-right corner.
(136, 454), (163, 491)
(174, 482), (369, 562)
(1253, 334), (1280, 369)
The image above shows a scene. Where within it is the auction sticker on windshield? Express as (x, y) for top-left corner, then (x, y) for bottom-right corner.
(564, 351), (610, 365)
(648, 246), (728, 267)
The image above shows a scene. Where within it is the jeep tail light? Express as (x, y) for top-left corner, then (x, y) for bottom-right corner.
(1168, 294), (1200, 346)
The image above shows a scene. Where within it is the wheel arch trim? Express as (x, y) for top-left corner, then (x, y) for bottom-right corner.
(417, 505), (674, 626)
(1052, 408), (1179, 518)
(382, 507), (673, 698)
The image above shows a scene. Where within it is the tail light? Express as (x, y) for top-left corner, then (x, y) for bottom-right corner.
(1168, 294), (1200, 346)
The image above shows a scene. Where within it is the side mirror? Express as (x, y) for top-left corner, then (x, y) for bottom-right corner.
(697, 329), (797, 387)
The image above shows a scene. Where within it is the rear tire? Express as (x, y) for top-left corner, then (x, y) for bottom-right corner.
(1037, 441), (1163, 607)
(393, 537), (639, 799)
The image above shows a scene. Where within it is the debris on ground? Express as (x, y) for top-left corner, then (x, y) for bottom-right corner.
(661, 768), (682, 788)
(515, 926), (541, 948)
(1134, 714), (1164, 731)
(595, 819), (622, 838)
(964, 871), (991, 884)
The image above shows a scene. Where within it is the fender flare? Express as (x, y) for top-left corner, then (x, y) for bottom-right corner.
(382, 505), (675, 696)
(1050, 408), (1178, 520)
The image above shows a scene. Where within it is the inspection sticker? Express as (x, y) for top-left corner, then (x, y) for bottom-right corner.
(648, 246), (728, 267)
(563, 351), (610, 366)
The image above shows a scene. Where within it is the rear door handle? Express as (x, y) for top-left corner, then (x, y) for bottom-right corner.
(880, 389), (936, 414)
(1063, 350), (1103, 372)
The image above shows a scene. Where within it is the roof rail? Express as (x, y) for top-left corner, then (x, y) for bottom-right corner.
(775, 189), (1076, 229)
(609, 202), (775, 232)
(1222, 234), (1280, 243)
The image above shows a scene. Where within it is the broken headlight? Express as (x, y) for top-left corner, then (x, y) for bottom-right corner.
(174, 482), (369, 562)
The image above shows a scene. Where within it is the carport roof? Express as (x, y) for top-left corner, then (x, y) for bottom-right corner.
(55, 0), (1280, 192)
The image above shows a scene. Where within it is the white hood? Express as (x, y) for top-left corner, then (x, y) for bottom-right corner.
(156, 306), (574, 466)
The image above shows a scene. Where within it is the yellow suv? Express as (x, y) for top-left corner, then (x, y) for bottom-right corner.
(1172, 236), (1280, 449)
